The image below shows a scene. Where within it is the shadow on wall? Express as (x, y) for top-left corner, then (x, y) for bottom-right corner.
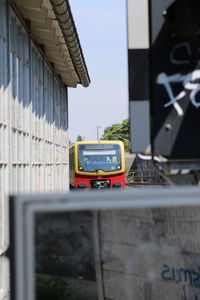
(0, 4), (68, 132)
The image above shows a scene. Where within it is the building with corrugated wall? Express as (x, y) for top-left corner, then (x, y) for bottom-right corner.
(0, 0), (90, 298)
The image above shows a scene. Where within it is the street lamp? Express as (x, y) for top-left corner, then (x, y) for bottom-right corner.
(97, 125), (104, 140)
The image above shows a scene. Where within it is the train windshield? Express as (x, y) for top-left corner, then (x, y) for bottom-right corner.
(78, 143), (121, 172)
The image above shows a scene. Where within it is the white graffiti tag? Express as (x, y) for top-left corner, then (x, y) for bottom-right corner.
(157, 70), (200, 116)
(157, 42), (200, 116)
(170, 42), (192, 65)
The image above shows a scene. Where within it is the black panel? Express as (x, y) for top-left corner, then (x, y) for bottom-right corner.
(150, 0), (200, 159)
(128, 49), (149, 100)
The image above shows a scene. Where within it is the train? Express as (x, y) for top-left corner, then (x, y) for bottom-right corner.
(69, 140), (126, 189)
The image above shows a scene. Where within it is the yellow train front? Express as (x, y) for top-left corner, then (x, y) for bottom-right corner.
(69, 140), (126, 189)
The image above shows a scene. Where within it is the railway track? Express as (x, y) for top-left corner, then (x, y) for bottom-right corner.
(126, 181), (169, 189)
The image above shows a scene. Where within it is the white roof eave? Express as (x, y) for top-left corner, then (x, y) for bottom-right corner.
(13, 0), (90, 87)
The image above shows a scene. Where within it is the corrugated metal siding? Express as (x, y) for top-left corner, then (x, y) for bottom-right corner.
(0, 0), (9, 298)
(9, 11), (69, 194)
(60, 86), (69, 189)
(10, 12), (31, 195)
(0, 0), (9, 250)
(0, 4), (70, 298)
(31, 43), (44, 192)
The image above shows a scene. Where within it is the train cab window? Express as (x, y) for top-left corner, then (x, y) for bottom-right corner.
(78, 144), (121, 172)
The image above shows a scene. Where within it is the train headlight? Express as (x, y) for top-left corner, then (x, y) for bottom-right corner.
(113, 181), (122, 187)
(78, 182), (87, 188)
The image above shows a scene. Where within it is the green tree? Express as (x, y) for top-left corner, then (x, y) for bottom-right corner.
(76, 135), (83, 141)
(36, 275), (73, 300)
(101, 119), (130, 151)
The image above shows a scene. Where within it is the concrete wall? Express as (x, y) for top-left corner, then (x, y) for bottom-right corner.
(100, 207), (200, 300)
(0, 1), (69, 298)
(36, 206), (200, 300)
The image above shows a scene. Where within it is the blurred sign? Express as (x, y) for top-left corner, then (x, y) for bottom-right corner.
(9, 187), (200, 300)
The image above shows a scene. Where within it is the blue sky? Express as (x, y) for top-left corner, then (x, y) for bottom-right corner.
(68, 0), (129, 142)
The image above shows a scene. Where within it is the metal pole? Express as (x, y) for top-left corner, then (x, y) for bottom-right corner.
(97, 125), (100, 140)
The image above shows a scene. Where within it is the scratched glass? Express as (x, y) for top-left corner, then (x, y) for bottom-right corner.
(34, 205), (200, 300)
(35, 211), (97, 300)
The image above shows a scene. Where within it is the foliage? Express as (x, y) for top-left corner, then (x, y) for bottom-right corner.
(36, 275), (74, 300)
(76, 135), (83, 141)
(101, 119), (130, 151)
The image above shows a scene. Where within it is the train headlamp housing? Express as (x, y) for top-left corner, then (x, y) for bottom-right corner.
(78, 182), (87, 188)
(113, 181), (122, 188)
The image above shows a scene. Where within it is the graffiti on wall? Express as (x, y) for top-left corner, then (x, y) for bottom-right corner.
(161, 264), (200, 299)
(156, 42), (200, 116)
